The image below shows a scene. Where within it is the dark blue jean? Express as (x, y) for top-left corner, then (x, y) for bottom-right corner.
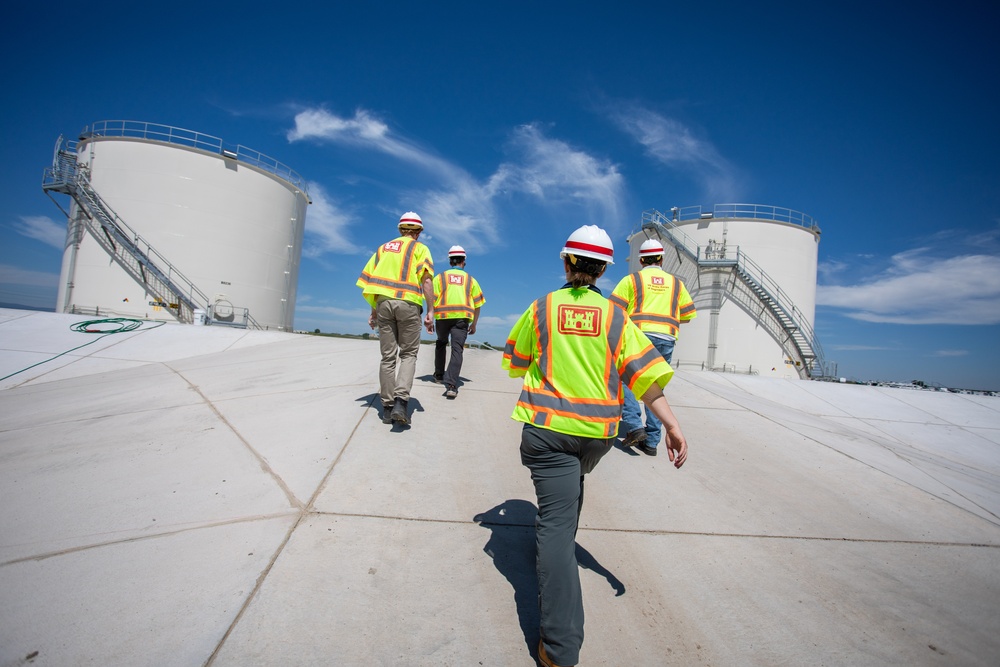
(620, 335), (674, 447)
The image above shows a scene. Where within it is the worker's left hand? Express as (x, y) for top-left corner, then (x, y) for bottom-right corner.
(424, 313), (434, 333)
(469, 323), (477, 335)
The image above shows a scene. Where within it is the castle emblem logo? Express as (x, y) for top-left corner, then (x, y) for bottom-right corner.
(557, 305), (601, 336)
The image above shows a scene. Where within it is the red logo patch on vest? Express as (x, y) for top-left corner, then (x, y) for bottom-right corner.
(383, 241), (403, 253)
(557, 305), (601, 337)
(651, 276), (664, 286)
(448, 274), (466, 285)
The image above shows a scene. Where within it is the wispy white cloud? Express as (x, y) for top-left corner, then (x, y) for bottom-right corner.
(0, 263), (60, 287)
(817, 259), (850, 281)
(933, 349), (969, 357)
(288, 108), (501, 250)
(12, 215), (64, 249)
(817, 248), (1000, 325)
(495, 124), (625, 227)
(286, 109), (628, 254)
(288, 108), (462, 181)
(608, 104), (742, 202)
(302, 182), (363, 257)
(287, 108), (389, 144)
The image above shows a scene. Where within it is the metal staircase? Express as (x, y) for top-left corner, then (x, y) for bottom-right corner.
(43, 139), (213, 325)
(640, 208), (829, 378)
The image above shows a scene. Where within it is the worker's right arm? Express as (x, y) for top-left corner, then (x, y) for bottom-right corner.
(421, 274), (435, 332)
(641, 383), (687, 468)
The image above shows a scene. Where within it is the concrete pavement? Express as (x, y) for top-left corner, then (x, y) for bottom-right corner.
(1, 308), (998, 666)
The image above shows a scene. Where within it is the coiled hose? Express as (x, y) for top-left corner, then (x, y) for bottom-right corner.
(1, 317), (164, 382)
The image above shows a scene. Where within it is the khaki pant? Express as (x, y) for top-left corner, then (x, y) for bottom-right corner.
(376, 298), (422, 406)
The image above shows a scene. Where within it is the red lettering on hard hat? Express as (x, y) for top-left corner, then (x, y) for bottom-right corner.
(557, 305), (602, 337)
(384, 241), (403, 253)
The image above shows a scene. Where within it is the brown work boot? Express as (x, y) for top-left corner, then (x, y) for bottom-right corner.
(538, 639), (574, 667)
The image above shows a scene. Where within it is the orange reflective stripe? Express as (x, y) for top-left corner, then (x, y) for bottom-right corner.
(608, 294), (628, 310)
(605, 304), (625, 398)
(516, 392), (620, 422)
(621, 344), (664, 389)
(435, 270), (478, 318)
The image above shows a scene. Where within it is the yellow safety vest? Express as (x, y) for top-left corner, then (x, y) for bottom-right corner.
(502, 287), (673, 439)
(433, 269), (485, 320)
(609, 267), (696, 338)
(357, 236), (434, 308)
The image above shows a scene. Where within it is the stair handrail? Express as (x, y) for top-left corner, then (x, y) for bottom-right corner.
(43, 141), (271, 332)
(735, 250), (827, 370)
(640, 209), (701, 262)
(43, 146), (212, 319)
(640, 208), (830, 377)
(74, 168), (212, 313)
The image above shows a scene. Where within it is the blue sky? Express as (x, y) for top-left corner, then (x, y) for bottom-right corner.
(2, 2), (999, 390)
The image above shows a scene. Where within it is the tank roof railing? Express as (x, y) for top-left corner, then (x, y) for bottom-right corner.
(79, 120), (309, 195)
(669, 203), (820, 234)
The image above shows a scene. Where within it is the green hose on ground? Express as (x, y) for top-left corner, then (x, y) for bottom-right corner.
(1, 318), (164, 382)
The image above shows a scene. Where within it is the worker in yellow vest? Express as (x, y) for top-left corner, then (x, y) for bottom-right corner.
(357, 211), (435, 426)
(432, 245), (485, 398)
(609, 238), (696, 456)
(503, 225), (687, 667)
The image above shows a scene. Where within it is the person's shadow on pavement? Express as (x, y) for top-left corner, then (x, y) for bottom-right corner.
(474, 500), (625, 658)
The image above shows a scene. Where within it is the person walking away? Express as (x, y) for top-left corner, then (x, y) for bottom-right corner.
(357, 211), (435, 425)
(609, 238), (696, 456)
(432, 245), (485, 398)
(502, 225), (688, 667)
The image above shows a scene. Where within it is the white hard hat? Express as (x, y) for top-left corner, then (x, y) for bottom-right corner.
(448, 245), (466, 259)
(560, 225), (614, 265)
(639, 238), (665, 258)
(398, 211), (424, 231)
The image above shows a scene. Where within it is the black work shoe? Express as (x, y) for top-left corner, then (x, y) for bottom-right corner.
(445, 385), (458, 398)
(381, 404), (394, 424)
(432, 374), (443, 383)
(622, 428), (648, 448)
(390, 398), (409, 425)
(637, 444), (658, 456)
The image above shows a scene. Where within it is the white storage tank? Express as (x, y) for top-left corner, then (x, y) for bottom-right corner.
(50, 121), (310, 331)
(627, 205), (824, 379)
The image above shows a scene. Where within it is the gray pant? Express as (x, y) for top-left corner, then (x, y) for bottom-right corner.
(520, 424), (614, 666)
(434, 318), (468, 387)
(376, 298), (422, 406)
